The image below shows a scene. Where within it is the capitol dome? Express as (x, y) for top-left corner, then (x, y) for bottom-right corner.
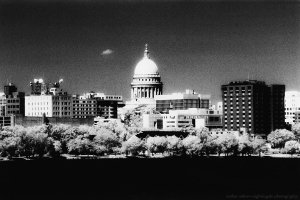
(134, 44), (159, 75)
(129, 44), (163, 102)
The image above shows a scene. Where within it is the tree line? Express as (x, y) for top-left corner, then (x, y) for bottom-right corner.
(1, 121), (299, 159)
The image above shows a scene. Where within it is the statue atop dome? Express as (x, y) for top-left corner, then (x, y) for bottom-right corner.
(134, 44), (159, 75)
(144, 44), (150, 59)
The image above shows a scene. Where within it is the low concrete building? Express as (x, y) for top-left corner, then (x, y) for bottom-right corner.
(93, 117), (122, 126)
(143, 108), (223, 130)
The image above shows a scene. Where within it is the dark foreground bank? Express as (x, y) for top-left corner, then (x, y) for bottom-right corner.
(0, 157), (299, 200)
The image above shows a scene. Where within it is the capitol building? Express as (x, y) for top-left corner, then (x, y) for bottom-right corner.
(126, 44), (163, 107)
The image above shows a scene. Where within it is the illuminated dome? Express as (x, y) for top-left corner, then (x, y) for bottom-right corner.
(134, 44), (159, 75)
(129, 44), (163, 102)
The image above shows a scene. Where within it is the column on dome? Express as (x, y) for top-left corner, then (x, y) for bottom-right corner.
(134, 87), (137, 98)
(140, 87), (142, 98)
(132, 87), (134, 99)
(152, 87), (154, 98)
(150, 87), (153, 98)
(154, 88), (157, 96)
(147, 88), (149, 98)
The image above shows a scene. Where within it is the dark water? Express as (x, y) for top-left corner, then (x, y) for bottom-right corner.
(0, 157), (299, 200)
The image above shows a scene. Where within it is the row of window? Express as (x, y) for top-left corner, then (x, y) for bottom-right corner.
(53, 112), (71, 116)
(135, 78), (158, 82)
(105, 96), (122, 99)
(285, 107), (300, 111)
(225, 110), (252, 113)
(7, 110), (19, 114)
(7, 105), (19, 108)
(224, 93), (252, 97)
(28, 102), (49, 106)
(73, 112), (95, 115)
(29, 107), (49, 111)
(53, 102), (71, 105)
(53, 107), (71, 111)
(27, 112), (49, 116)
(73, 104), (96, 107)
(73, 101), (95, 104)
(225, 115), (251, 119)
(224, 128), (252, 131)
(224, 102), (251, 105)
(224, 97), (251, 100)
(73, 108), (96, 111)
(225, 120), (252, 123)
(53, 97), (71, 101)
(6, 99), (19, 103)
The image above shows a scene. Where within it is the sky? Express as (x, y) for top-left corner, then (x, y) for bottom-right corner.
(0, 0), (299, 104)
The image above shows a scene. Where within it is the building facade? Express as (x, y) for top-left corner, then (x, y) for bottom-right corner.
(221, 80), (285, 136)
(155, 89), (211, 113)
(284, 91), (300, 125)
(80, 92), (124, 119)
(25, 95), (53, 117)
(0, 84), (25, 116)
(72, 95), (97, 119)
(293, 111), (300, 124)
(143, 108), (222, 130)
(52, 94), (73, 118)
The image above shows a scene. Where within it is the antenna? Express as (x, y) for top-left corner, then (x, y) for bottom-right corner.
(247, 73), (249, 81)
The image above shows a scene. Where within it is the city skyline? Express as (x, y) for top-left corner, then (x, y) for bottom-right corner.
(0, 0), (299, 104)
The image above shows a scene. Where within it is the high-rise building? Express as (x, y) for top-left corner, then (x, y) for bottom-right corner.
(269, 85), (286, 131)
(0, 83), (25, 116)
(221, 80), (285, 137)
(284, 91), (300, 125)
(155, 89), (211, 114)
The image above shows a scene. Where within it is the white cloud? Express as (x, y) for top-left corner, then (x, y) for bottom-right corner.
(101, 49), (114, 55)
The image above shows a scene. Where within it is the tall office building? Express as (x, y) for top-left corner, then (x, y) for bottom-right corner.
(221, 80), (285, 137)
